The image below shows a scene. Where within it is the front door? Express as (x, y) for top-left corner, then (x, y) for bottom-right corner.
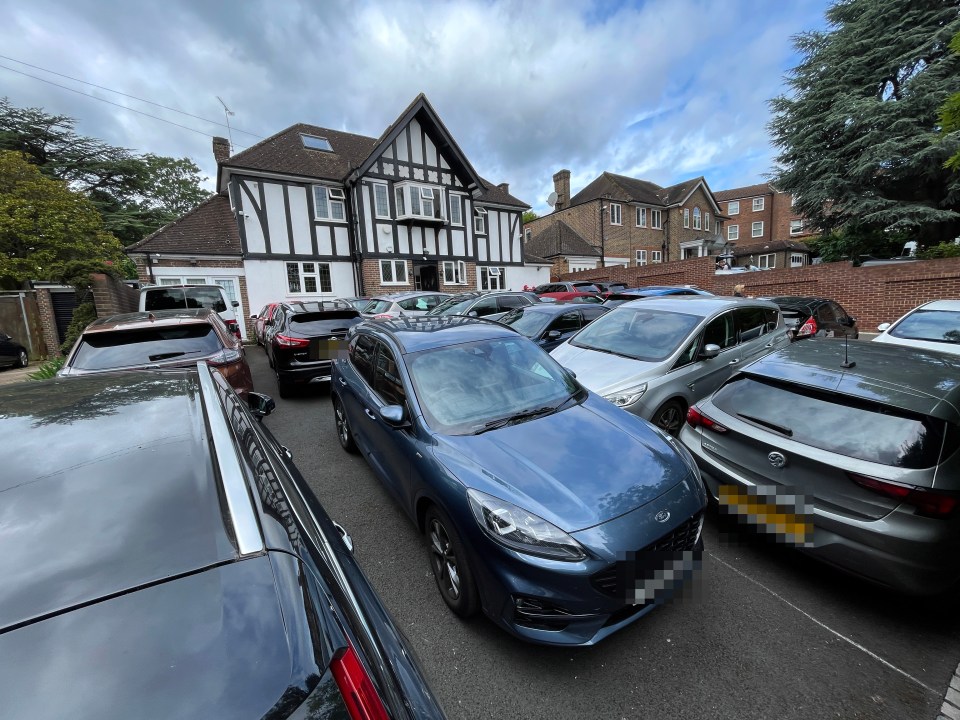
(415, 264), (439, 291)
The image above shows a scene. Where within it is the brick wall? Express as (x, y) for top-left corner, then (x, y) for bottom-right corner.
(771, 191), (815, 243)
(362, 259), (478, 296)
(562, 256), (960, 331)
(90, 273), (139, 317)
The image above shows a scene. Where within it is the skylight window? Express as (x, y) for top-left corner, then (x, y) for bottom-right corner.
(301, 134), (332, 152)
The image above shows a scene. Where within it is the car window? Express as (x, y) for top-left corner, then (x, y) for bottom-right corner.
(500, 308), (550, 337)
(143, 288), (185, 311)
(817, 303), (837, 324)
(671, 336), (701, 370)
(890, 309), (960, 344)
(831, 302), (849, 324)
(398, 297), (423, 311)
(423, 295), (444, 310)
(713, 376), (952, 469)
(735, 307), (769, 343)
(184, 288), (227, 313)
(764, 308), (780, 331)
(363, 299), (392, 314)
(497, 295), (528, 311)
(349, 333), (377, 385)
(470, 297), (500, 317)
(548, 312), (580, 334)
(581, 306), (609, 323)
(571, 307), (701, 361)
(702, 311), (737, 349)
(70, 325), (222, 370)
(373, 343), (407, 407)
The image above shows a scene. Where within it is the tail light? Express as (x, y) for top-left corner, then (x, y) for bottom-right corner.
(686, 406), (727, 433)
(226, 320), (241, 340)
(848, 473), (959, 518)
(330, 643), (389, 720)
(275, 333), (310, 348)
(796, 316), (818, 337)
(208, 348), (242, 366)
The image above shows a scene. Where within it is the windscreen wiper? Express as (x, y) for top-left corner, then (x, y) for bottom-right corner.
(737, 412), (793, 437)
(148, 351), (187, 361)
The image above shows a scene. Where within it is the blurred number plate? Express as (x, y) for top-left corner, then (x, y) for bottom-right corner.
(310, 338), (346, 361)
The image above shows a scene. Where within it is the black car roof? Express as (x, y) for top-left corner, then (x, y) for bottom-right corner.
(0, 371), (237, 632)
(513, 302), (607, 316)
(360, 315), (517, 354)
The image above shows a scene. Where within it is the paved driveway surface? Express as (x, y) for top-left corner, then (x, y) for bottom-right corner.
(248, 348), (960, 720)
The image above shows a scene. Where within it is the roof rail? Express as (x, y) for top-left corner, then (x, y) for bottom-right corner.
(196, 362), (264, 557)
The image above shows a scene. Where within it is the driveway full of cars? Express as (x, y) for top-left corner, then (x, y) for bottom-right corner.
(249, 349), (960, 720)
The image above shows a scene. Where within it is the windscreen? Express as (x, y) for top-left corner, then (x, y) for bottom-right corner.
(71, 326), (221, 370)
(363, 300), (392, 314)
(289, 312), (359, 335)
(571, 307), (701, 361)
(712, 376), (950, 469)
(890, 309), (960, 345)
(428, 298), (474, 316)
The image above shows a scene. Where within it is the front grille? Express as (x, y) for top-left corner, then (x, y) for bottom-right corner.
(590, 511), (703, 599)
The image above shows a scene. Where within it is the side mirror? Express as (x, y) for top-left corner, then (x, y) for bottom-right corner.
(699, 343), (721, 359)
(545, 330), (562, 340)
(877, 322), (891, 332)
(250, 313), (258, 320)
(563, 366), (577, 378)
(247, 392), (276, 421)
(232, 300), (240, 307)
(380, 404), (410, 428)
(467, 310), (479, 317)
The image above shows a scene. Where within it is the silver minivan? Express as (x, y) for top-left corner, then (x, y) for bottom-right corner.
(550, 296), (789, 434)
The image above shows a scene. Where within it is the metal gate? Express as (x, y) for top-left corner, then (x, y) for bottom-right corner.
(50, 291), (77, 344)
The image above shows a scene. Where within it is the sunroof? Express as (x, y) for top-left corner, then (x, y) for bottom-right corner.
(301, 134), (332, 151)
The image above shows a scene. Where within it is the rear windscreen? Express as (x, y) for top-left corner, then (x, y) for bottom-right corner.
(72, 326), (221, 370)
(144, 288), (226, 313)
(289, 312), (359, 335)
(712, 376), (950, 469)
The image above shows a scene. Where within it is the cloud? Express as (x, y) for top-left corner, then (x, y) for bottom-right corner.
(0, 0), (829, 214)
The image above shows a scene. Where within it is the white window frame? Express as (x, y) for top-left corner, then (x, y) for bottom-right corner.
(728, 201), (740, 215)
(790, 219), (804, 235)
(373, 183), (390, 219)
(394, 182), (445, 222)
(313, 185), (346, 222)
(480, 266), (505, 290)
(752, 221), (764, 238)
(651, 209), (662, 229)
(683, 208), (690, 228)
(790, 253), (805, 267)
(609, 202), (622, 226)
(443, 260), (467, 285)
(753, 197), (765, 211)
(450, 194), (463, 226)
(636, 207), (647, 227)
(651, 250), (662, 264)
(474, 207), (487, 234)
(287, 261), (333, 294)
(379, 259), (408, 286)
(636, 249), (647, 266)
(693, 207), (701, 230)
(758, 253), (775, 268)
(728, 225), (739, 241)
(704, 212), (711, 231)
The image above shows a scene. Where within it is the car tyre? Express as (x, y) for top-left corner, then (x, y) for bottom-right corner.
(425, 506), (479, 618)
(652, 399), (685, 437)
(275, 370), (293, 399)
(332, 396), (358, 454)
(17, 350), (28, 368)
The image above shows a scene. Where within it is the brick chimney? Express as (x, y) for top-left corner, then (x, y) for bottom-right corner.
(553, 169), (571, 210)
(497, 182), (509, 194)
(212, 136), (231, 165)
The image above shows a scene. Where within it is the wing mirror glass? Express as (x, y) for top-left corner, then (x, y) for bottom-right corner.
(545, 330), (562, 340)
(877, 322), (891, 332)
(232, 300), (240, 307)
(699, 343), (721, 359)
(380, 404), (410, 427)
(247, 392), (276, 420)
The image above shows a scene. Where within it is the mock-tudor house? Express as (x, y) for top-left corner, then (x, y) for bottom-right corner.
(126, 94), (541, 339)
(522, 169), (727, 276)
(713, 182), (815, 253)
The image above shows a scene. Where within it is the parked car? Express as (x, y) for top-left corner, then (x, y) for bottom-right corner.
(551, 296), (789, 436)
(340, 296), (372, 312)
(539, 291), (604, 303)
(0, 329), (28, 369)
(361, 291), (449, 320)
(0, 365), (447, 719)
(499, 302), (611, 351)
(59, 309), (253, 398)
(679, 340), (960, 594)
(426, 291), (539, 321)
(251, 302), (279, 345)
(266, 300), (361, 397)
(595, 281), (629, 295)
(765, 296), (859, 340)
(533, 281), (602, 295)
(139, 284), (242, 339)
(873, 299), (960, 355)
(330, 316), (707, 646)
(602, 286), (713, 308)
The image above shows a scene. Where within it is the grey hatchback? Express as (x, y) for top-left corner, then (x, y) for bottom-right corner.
(680, 340), (960, 594)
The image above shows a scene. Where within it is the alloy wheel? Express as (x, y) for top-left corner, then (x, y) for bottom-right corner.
(655, 403), (684, 436)
(429, 519), (461, 600)
(18, 350), (28, 368)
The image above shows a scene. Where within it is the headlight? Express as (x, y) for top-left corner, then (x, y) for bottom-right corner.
(467, 489), (586, 561)
(603, 383), (647, 407)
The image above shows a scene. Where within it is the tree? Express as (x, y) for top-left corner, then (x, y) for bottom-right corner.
(0, 98), (210, 246)
(769, 0), (960, 247)
(522, 210), (538, 225)
(0, 150), (127, 289)
(941, 31), (960, 171)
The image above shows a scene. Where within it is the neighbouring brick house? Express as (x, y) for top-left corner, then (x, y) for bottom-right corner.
(523, 169), (727, 274)
(713, 183), (815, 251)
(727, 239), (813, 270)
(127, 94), (543, 340)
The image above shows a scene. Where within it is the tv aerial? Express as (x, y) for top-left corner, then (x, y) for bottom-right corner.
(217, 96), (235, 151)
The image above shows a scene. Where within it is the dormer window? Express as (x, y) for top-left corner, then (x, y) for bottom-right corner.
(301, 134), (332, 151)
(394, 182), (445, 222)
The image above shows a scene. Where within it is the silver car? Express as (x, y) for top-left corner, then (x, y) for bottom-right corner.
(550, 296), (789, 435)
(361, 291), (449, 320)
(873, 299), (960, 356)
(679, 340), (960, 594)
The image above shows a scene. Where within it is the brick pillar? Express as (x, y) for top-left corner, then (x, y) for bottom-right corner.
(35, 288), (62, 357)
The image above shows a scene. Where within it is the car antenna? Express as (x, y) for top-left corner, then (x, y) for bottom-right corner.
(840, 333), (856, 369)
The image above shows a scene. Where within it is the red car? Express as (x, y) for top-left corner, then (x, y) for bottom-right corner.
(252, 302), (280, 345)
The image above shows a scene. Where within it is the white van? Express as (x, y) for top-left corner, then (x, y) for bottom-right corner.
(139, 284), (242, 339)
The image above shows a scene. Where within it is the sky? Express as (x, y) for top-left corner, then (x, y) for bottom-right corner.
(1, 0), (831, 215)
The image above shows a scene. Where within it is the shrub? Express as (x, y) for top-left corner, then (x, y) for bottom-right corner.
(28, 355), (65, 381)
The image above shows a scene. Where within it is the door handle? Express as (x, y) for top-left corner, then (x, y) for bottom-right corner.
(765, 342), (775, 347)
(364, 408), (377, 420)
(729, 359), (740, 365)
(337, 377), (347, 387)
